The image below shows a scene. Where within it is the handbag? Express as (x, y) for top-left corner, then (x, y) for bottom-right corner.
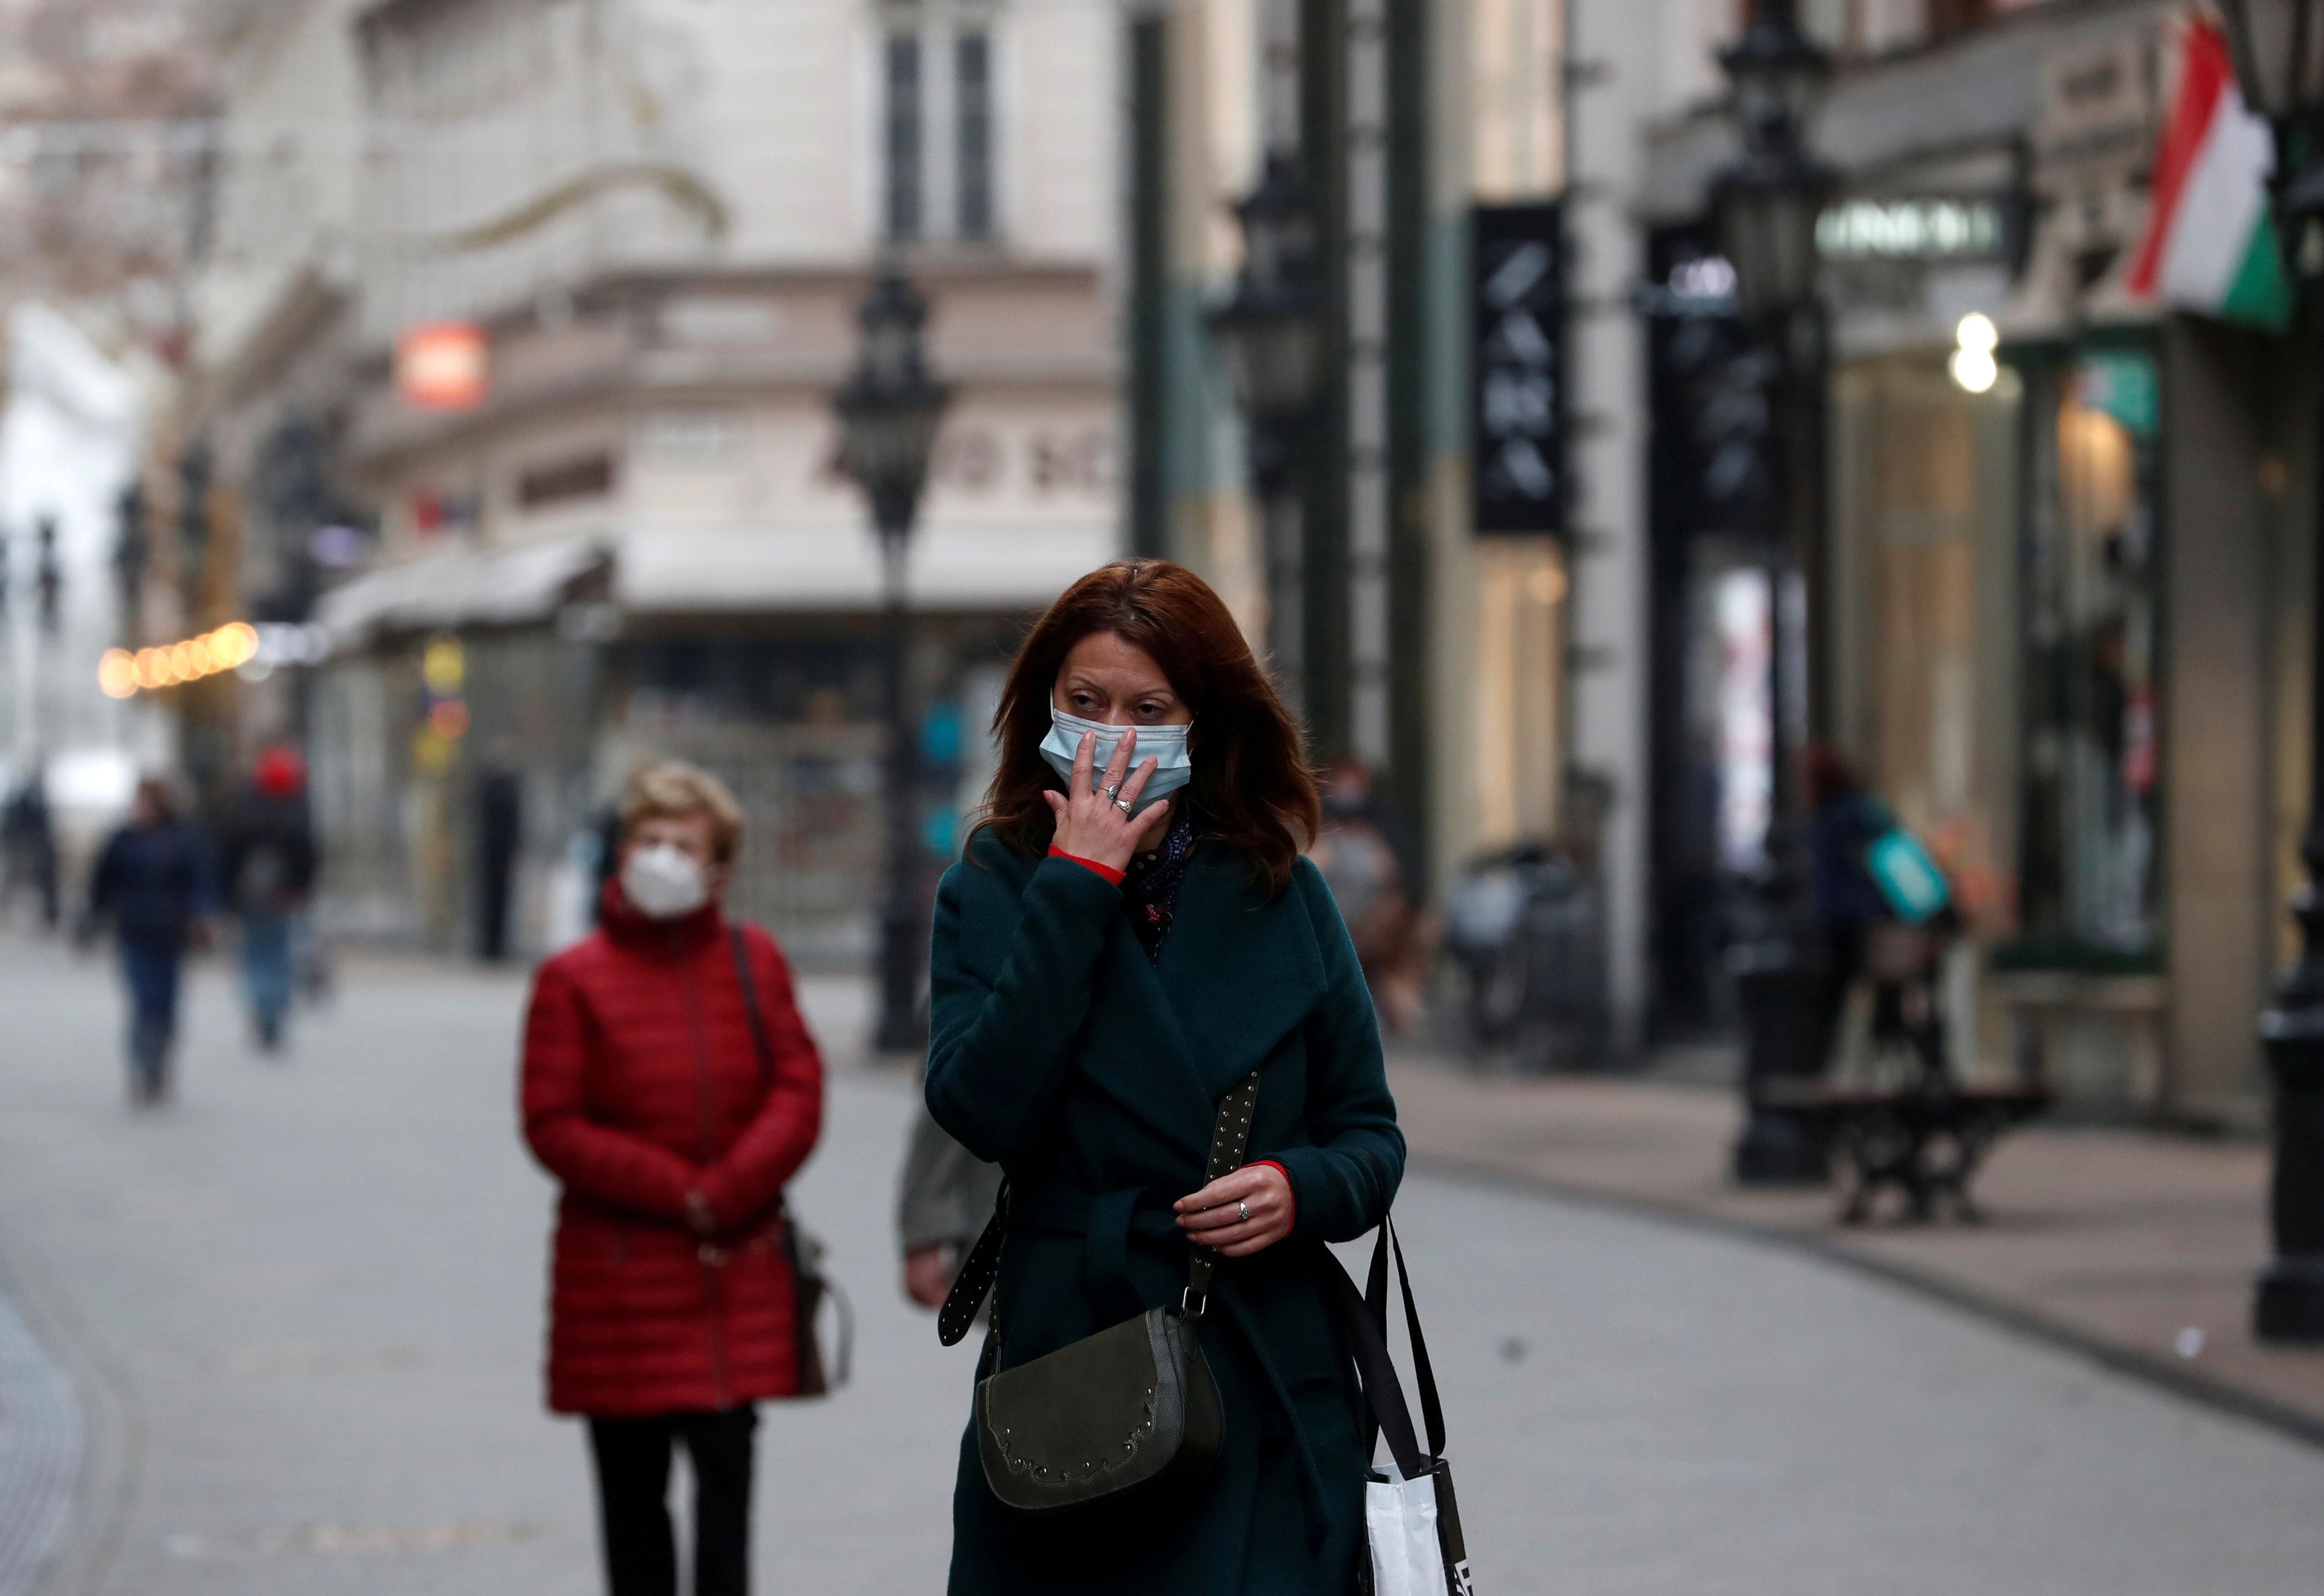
(1328, 1216), (1475, 1596)
(935, 1071), (1262, 1512)
(730, 928), (853, 1395)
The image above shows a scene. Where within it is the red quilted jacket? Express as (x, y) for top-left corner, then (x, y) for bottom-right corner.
(521, 885), (825, 1416)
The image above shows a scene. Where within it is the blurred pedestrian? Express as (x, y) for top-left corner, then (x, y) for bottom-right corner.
(520, 761), (825, 1596)
(1806, 742), (1894, 1064)
(83, 777), (216, 1105)
(475, 761), (522, 961)
(1311, 753), (1428, 1034)
(896, 1095), (1002, 1309)
(1, 765), (60, 930)
(924, 561), (1404, 1593)
(220, 745), (320, 1052)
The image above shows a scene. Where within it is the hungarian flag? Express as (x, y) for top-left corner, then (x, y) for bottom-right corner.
(2127, 15), (2292, 332)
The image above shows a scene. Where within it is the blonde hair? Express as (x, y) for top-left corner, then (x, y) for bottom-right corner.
(620, 761), (744, 864)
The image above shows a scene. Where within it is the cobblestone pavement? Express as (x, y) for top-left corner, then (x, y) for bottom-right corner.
(2, 939), (2322, 1595)
(0, 1283), (78, 1596)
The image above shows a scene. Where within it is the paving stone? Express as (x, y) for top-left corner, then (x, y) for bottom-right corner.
(0, 1288), (78, 1596)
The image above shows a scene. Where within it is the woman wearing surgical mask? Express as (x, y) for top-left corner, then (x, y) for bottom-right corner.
(926, 561), (1405, 1595)
(520, 761), (825, 1596)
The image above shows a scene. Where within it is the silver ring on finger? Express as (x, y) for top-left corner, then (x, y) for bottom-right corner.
(1114, 797), (1134, 814)
(1102, 783), (1120, 798)
(1237, 1200), (1251, 1223)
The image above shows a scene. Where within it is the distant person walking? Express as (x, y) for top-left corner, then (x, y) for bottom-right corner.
(1805, 741), (1892, 1051)
(475, 761), (522, 961)
(84, 777), (216, 1104)
(1311, 753), (1428, 1034)
(220, 746), (319, 1052)
(1, 767), (60, 929)
(520, 761), (825, 1596)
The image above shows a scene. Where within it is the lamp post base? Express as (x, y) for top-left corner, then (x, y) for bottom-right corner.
(1731, 954), (1835, 1188)
(1732, 1105), (1829, 1186)
(2256, 1259), (2324, 1342)
(2255, 1008), (2324, 1343)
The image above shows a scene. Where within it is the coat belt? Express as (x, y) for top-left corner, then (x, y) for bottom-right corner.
(1009, 1185), (1332, 1546)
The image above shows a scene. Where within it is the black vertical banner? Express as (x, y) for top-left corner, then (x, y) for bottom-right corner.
(1471, 202), (1568, 536)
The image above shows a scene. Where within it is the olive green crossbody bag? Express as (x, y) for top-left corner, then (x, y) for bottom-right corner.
(937, 1071), (1261, 1512)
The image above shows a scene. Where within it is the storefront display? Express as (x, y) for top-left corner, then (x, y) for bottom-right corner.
(2014, 344), (2164, 965)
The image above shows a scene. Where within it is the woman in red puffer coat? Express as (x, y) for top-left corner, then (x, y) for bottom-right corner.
(522, 760), (824, 1596)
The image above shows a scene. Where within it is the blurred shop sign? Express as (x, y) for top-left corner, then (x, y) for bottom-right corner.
(1816, 198), (2008, 261)
(1471, 201), (1568, 537)
(396, 322), (489, 411)
(2036, 32), (2155, 183)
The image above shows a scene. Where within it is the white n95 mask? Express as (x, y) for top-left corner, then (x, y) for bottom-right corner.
(1038, 708), (1193, 816)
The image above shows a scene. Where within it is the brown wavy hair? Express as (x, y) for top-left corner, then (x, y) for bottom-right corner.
(971, 561), (1318, 894)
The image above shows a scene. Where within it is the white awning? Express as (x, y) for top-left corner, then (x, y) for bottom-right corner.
(317, 519), (1116, 649)
(613, 520), (1120, 614)
(317, 535), (610, 645)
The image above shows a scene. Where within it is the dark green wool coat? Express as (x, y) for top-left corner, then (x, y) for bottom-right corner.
(925, 836), (1405, 1596)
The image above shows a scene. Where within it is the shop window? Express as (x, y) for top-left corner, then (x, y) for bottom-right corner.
(2015, 348), (2162, 964)
(1472, 540), (1565, 848)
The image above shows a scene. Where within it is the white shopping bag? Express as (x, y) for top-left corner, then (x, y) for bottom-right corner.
(1366, 1465), (1447, 1596)
(1335, 1216), (1477, 1596)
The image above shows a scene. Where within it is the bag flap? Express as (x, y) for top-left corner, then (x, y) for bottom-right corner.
(977, 1307), (1186, 1497)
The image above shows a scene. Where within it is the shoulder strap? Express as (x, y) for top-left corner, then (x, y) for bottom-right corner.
(729, 926), (772, 1096)
(1334, 1213), (1447, 1467)
(1181, 1070), (1261, 1316)
(938, 1178), (1010, 1346)
(1386, 1216), (1446, 1458)
(936, 1068), (1262, 1346)
(1324, 1249), (1428, 1479)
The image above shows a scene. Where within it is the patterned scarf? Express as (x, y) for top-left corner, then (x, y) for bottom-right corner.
(1122, 809), (1197, 962)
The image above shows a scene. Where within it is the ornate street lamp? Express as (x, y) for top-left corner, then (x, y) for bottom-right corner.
(1210, 153), (1326, 711)
(1714, 0), (1838, 1186)
(834, 262), (952, 1053)
(2220, 0), (2324, 1342)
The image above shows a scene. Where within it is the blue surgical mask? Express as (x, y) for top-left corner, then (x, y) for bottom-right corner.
(1039, 707), (1193, 816)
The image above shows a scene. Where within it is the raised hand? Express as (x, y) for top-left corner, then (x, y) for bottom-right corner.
(1043, 728), (1174, 874)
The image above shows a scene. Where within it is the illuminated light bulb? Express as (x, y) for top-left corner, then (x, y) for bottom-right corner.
(1955, 312), (1999, 355)
(170, 642), (201, 679)
(1949, 346), (1999, 395)
(135, 649), (166, 689)
(98, 649), (138, 698)
(218, 620), (259, 665)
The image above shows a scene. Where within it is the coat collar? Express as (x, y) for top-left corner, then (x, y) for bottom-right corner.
(1157, 850), (1325, 1097)
(598, 880), (725, 953)
(1068, 847), (1326, 1159)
